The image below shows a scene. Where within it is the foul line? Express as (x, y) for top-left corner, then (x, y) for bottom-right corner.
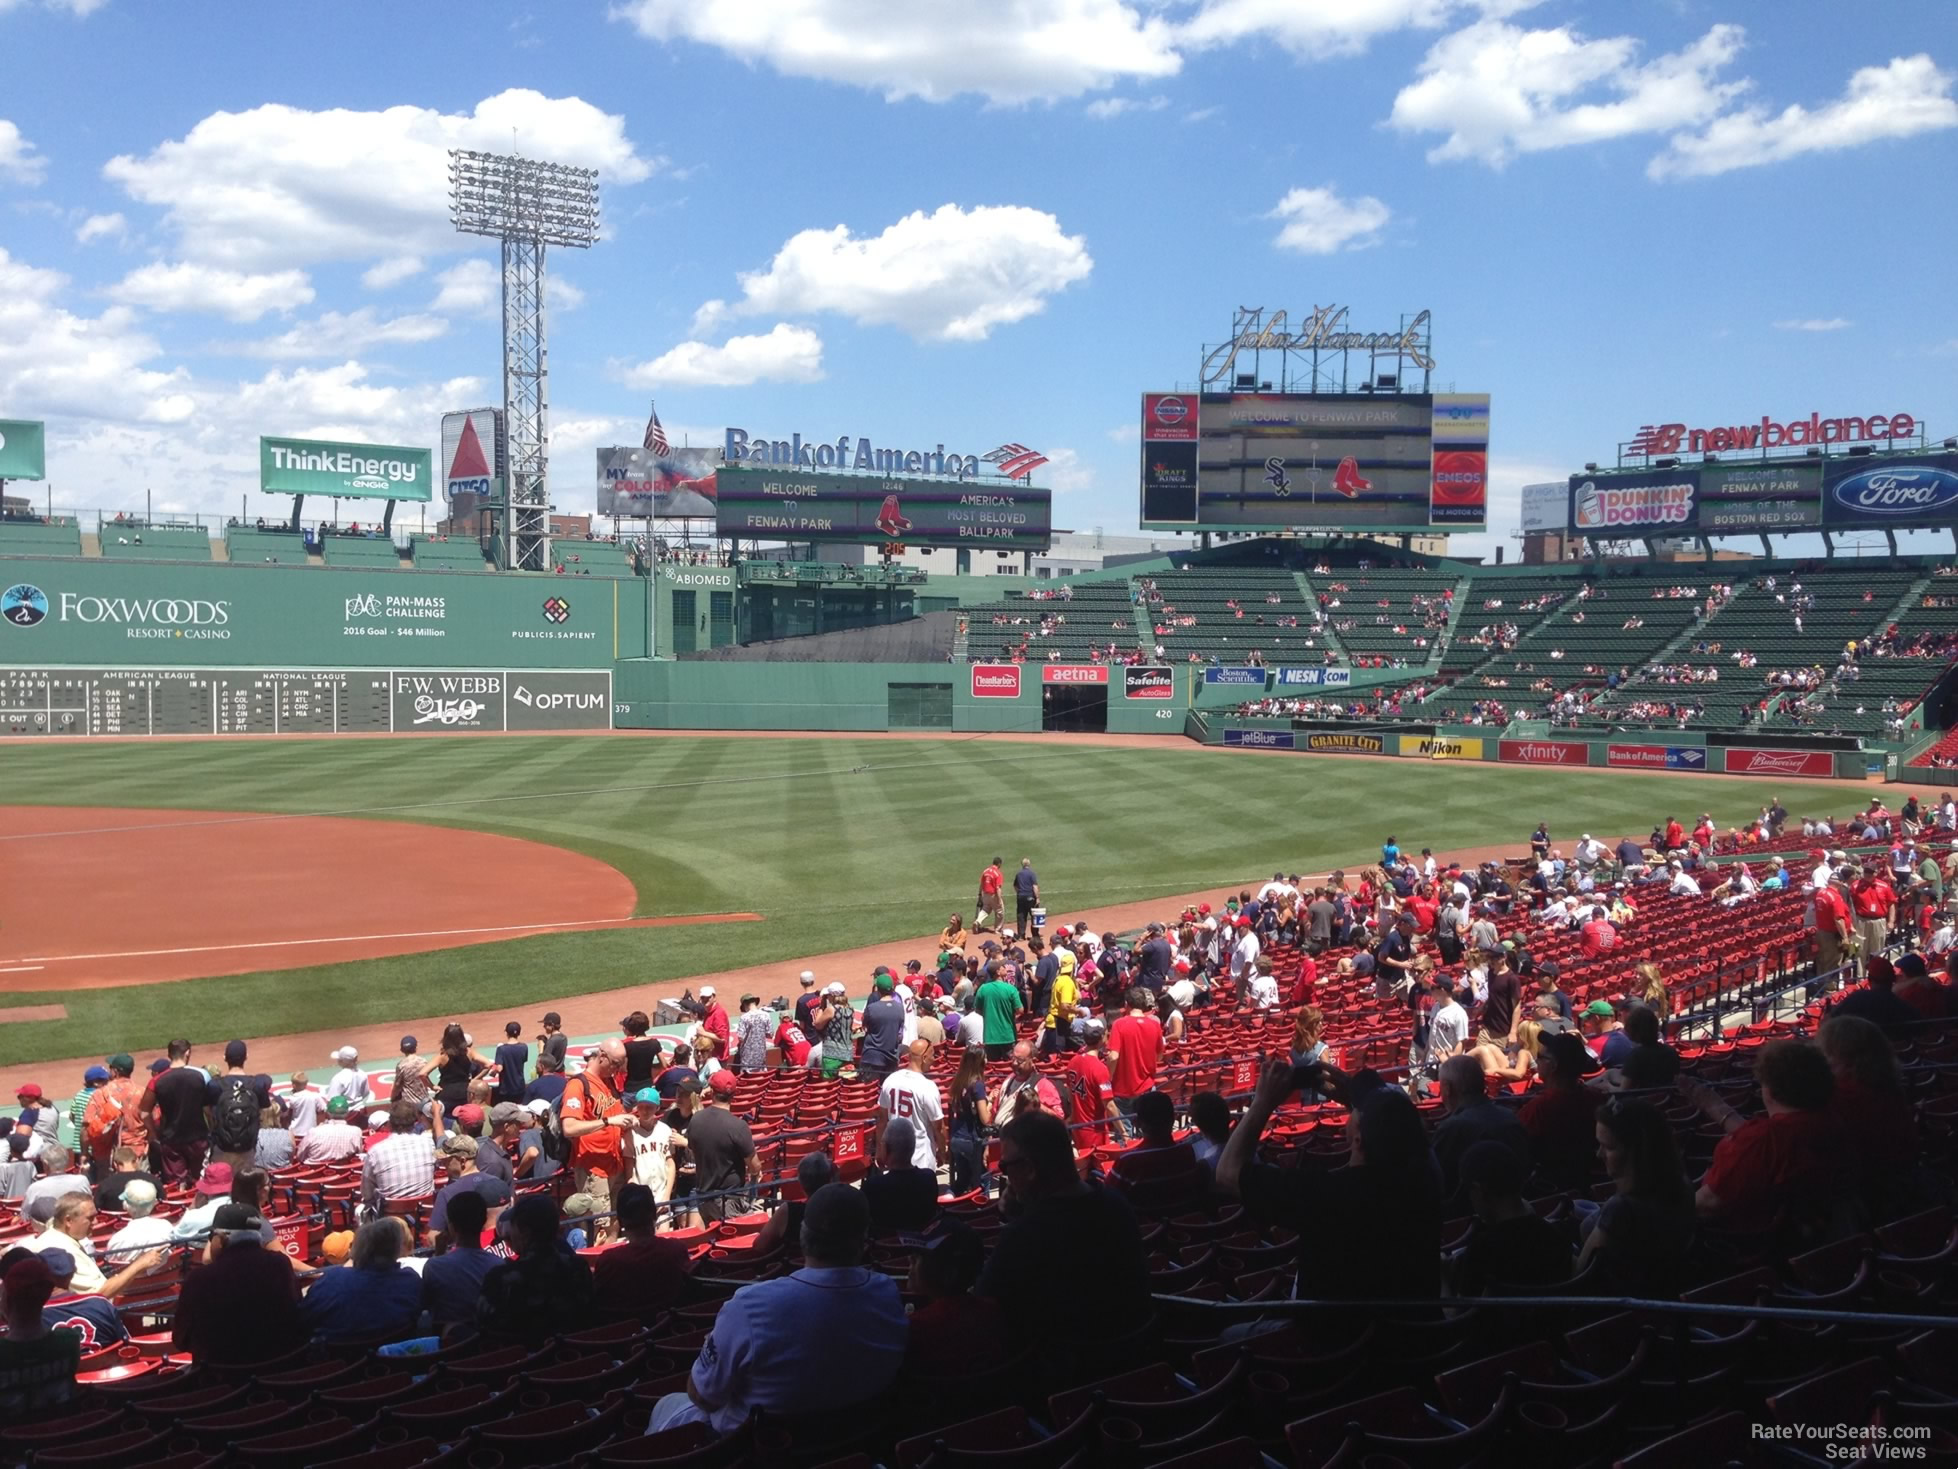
(6, 911), (762, 966)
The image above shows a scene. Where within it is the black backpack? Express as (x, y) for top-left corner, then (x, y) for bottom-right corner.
(210, 1075), (259, 1152)
(538, 1077), (586, 1163)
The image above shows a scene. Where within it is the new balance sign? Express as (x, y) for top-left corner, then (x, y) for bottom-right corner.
(1042, 665), (1109, 685)
(971, 664), (1021, 698)
(1498, 739), (1588, 767)
(1725, 747), (1834, 778)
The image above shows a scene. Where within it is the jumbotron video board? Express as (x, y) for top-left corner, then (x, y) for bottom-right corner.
(715, 466), (1051, 550)
(1140, 390), (1490, 531)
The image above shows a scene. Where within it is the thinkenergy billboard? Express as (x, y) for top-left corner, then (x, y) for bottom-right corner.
(1142, 391), (1488, 532)
(715, 466), (1051, 549)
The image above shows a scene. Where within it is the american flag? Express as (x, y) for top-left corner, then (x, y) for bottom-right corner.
(642, 402), (669, 457)
(982, 443), (1049, 479)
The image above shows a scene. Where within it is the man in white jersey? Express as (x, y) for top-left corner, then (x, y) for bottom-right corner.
(874, 1041), (944, 1173)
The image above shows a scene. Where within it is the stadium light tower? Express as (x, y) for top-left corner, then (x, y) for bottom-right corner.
(449, 149), (600, 572)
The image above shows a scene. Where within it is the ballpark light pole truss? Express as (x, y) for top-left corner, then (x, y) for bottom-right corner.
(449, 150), (600, 572)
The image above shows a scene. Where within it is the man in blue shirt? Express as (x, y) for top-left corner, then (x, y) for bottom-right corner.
(858, 974), (906, 1084)
(1013, 859), (1040, 936)
(522, 1053), (567, 1108)
(493, 1023), (529, 1106)
(1382, 836), (1401, 867)
(645, 1184), (906, 1436)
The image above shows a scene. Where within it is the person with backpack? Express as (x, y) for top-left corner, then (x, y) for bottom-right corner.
(206, 1041), (269, 1175)
(556, 1038), (631, 1242)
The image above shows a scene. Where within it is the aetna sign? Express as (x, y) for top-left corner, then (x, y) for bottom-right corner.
(1498, 739), (1587, 766)
(1041, 665), (1110, 685)
(970, 664), (1021, 698)
(1631, 412), (1917, 457)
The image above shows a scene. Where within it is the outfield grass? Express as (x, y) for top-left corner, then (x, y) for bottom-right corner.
(2, 734), (1791, 1063)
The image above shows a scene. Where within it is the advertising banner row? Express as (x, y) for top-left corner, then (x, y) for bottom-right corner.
(1217, 724), (1844, 778)
(1201, 665), (1353, 688)
(1567, 451), (1958, 535)
(970, 664), (1174, 699)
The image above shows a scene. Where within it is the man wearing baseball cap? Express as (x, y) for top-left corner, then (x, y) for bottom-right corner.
(324, 1045), (371, 1108)
(793, 972), (823, 1035)
(697, 987), (731, 1056)
(687, 1071), (758, 1225)
(13, 1084), (56, 1150)
(859, 973), (906, 1085)
(535, 1014), (568, 1073)
(296, 1096), (363, 1165)
(0, 1252), (82, 1410)
(138, 1040), (210, 1187)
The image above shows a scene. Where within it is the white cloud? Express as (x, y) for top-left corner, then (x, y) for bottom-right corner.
(1107, 422), (1140, 443)
(1389, 20), (1747, 166)
(611, 0), (1181, 103)
(1268, 185), (1391, 254)
(361, 255), (423, 289)
(1040, 446), (1095, 493)
(0, 119), (46, 183)
(221, 308), (450, 360)
(1650, 54), (1958, 178)
(617, 323), (825, 389)
(1176, 0), (1514, 60)
(430, 259), (499, 316)
(1183, 105), (1222, 124)
(1774, 318), (1851, 332)
(1085, 95), (1168, 119)
(1, 0), (111, 14)
(706, 203), (1091, 343)
(75, 211), (125, 243)
(0, 247), (190, 425)
(548, 276), (585, 310)
(102, 89), (657, 273)
(108, 262), (316, 322)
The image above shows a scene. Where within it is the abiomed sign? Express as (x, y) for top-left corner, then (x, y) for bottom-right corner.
(260, 436), (433, 503)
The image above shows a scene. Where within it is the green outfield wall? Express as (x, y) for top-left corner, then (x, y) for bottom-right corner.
(0, 557), (650, 667)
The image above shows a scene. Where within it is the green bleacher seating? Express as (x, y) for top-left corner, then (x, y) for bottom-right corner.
(551, 540), (638, 578)
(98, 524), (212, 560)
(0, 518), (82, 557)
(966, 580), (1139, 664)
(225, 527), (311, 565)
(1304, 566), (1459, 664)
(412, 536), (490, 572)
(322, 535), (405, 569)
(1145, 568), (1337, 668)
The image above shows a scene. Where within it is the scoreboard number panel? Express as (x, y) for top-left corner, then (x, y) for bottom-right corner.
(0, 667), (611, 737)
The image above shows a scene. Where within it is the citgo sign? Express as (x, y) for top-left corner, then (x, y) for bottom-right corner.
(1497, 739), (1587, 766)
(970, 664), (1021, 698)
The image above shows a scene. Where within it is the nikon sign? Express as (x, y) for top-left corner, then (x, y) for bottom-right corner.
(259, 436), (433, 503)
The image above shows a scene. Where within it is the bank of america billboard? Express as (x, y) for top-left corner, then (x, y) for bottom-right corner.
(715, 466), (1051, 550)
(1141, 391), (1488, 532)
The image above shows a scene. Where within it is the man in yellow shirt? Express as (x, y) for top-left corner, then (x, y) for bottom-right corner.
(1040, 960), (1078, 1057)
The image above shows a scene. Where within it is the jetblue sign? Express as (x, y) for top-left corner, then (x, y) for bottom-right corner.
(1224, 728), (1295, 749)
(1275, 667), (1353, 688)
(1203, 666), (1268, 686)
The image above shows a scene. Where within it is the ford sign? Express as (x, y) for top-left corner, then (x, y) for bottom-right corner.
(1831, 466), (1958, 517)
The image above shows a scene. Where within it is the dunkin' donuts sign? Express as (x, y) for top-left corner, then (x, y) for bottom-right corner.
(970, 664), (1021, 698)
(1497, 738), (1588, 766)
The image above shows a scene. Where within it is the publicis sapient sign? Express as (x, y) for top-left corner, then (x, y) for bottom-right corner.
(259, 436), (432, 503)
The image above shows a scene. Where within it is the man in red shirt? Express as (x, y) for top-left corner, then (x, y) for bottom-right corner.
(559, 1039), (630, 1240)
(1663, 817), (1685, 851)
(1060, 1018), (1119, 1151)
(1692, 813), (1716, 850)
(1848, 866), (1896, 980)
(1811, 877), (1852, 987)
(976, 857), (1005, 932)
(696, 987), (730, 1054)
(1578, 906), (1617, 961)
(1517, 1033), (1601, 1190)
(772, 1014), (813, 1070)
(1106, 987), (1164, 1126)
(1405, 886), (1439, 935)
(1288, 950), (1319, 1009)
(1687, 1039), (1843, 1235)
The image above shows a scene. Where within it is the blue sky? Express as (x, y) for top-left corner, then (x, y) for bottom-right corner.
(1, 0), (1954, 557)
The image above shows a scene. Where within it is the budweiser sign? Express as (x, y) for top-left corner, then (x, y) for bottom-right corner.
(1042, 665), (1110, 685)
(1498, 738), (1588, 767)
(970, 664), (1021, 698)
(1725, 747), (1834, 778)
(1629, 411), (1917, 457)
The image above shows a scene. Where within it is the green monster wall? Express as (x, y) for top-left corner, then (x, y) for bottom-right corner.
(0, 558), (651, 667)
